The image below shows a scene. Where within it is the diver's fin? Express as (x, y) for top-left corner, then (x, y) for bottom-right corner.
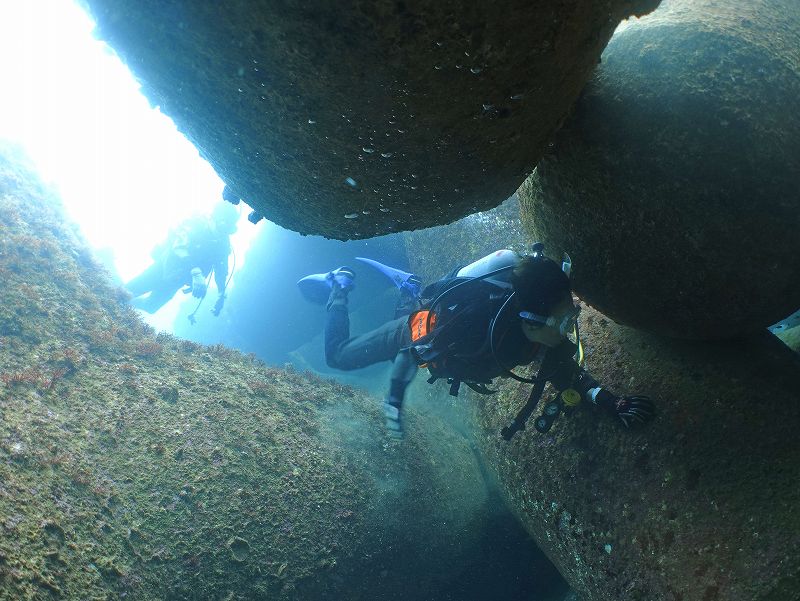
(297, 267), (355, 304)
(296, 272), (332, 305)
(355, 257), (421, 294)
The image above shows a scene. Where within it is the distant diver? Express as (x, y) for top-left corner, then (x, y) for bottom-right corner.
(125, 200), (239, 317)
(297, 245), (655, 438)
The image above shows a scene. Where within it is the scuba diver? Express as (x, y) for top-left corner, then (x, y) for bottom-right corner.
(298, 245), (655, 438)
(125, 200), (239, 316)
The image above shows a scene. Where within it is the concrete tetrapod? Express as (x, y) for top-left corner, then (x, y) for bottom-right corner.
(474, 304), (800, 601)
(79, 0), (659, 238)
(520, 0), (800, 339)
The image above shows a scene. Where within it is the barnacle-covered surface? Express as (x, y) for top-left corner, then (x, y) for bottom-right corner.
(0, 144), (530, 600)
(78, 0), (660, 239)
(520, 0), (800, 339)
(405, 202), (800, 601)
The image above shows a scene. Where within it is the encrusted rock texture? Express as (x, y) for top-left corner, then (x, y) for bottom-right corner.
(405, 201), (800, 601)
(477, 307), (800, 601)
(0, 145), (513, 600)
(403, 192), (531, 283)
(520, 0), (800, 340)
(79, 0), (659, 239)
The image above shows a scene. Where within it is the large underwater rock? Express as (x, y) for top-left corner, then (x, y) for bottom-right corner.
(0, 146), (562, 600)
(475, 305), (800, 601)
(519, 0), (800, 339)
(79, 0), (659, 239)
(404, 208), (800, 601)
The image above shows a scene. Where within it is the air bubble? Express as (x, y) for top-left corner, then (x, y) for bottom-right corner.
(344, 213), (359, 219)
(470, 67), (482, 74)
(381, 152), (394, 158)
(362, 147), (375, 153)
(345, 177), (358, 187)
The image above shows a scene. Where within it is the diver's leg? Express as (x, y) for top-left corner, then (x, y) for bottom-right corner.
(394, 288), (422, 319)
(379, 348), (419, 438)
(325, 310), (410, 371)
(130, 285), (178, 314)
(384, 346), (416, 406)
(124, 262), (164, 298)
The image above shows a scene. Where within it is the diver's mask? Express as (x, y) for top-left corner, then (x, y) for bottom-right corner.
(519, 305), (581, 338)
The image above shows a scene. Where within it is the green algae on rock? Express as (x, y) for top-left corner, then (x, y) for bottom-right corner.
(78, 0), (660, 239)
(520, 0), (800, 340)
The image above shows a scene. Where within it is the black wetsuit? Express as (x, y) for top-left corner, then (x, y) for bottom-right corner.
(325, 269), (602, 409)
(126, 217), (230, 313)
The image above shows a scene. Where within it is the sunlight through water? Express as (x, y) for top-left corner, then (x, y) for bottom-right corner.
(0, 0), (260, 332)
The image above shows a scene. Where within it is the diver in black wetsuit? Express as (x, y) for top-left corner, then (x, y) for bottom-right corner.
(299, 246), (654, 439)
(125, 201), (238, 315)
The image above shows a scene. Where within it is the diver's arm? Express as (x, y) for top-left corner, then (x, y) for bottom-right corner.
(213, 258), (228, 294)
(189, 267), (207, 298)
(543, 343), (654, 427)
(582, 380), (655, 427)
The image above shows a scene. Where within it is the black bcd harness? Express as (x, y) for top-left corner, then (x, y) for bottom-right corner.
(409, 267), (523, 397)
(406, 264), (585, 439)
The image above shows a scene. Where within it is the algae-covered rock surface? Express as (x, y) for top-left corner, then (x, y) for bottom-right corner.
(78, 0), (659, 239)
(520, 0), (800, 339)
(0, 146), (542, 600)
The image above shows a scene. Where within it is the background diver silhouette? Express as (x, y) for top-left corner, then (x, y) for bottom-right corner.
(125, 201), (239, 316)
(298, 247), (655, 438)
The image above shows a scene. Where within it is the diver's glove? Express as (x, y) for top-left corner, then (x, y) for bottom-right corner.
(590, 388), (655, 428)
(611, 395), (655, 427)
(383, 399), (403, 439)
(212, 294), (225, 316)
(190, 268), (207, 298)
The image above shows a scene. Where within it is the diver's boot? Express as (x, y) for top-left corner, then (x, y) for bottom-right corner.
(327, 267), (355, 292)
(382, 399), (404, 439)
(325, 267), (356, 310)
(297, 266), (355, 305)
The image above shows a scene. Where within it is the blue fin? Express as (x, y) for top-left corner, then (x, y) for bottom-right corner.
(296, 272), (331, 305)
(355, 257), (421, 296)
